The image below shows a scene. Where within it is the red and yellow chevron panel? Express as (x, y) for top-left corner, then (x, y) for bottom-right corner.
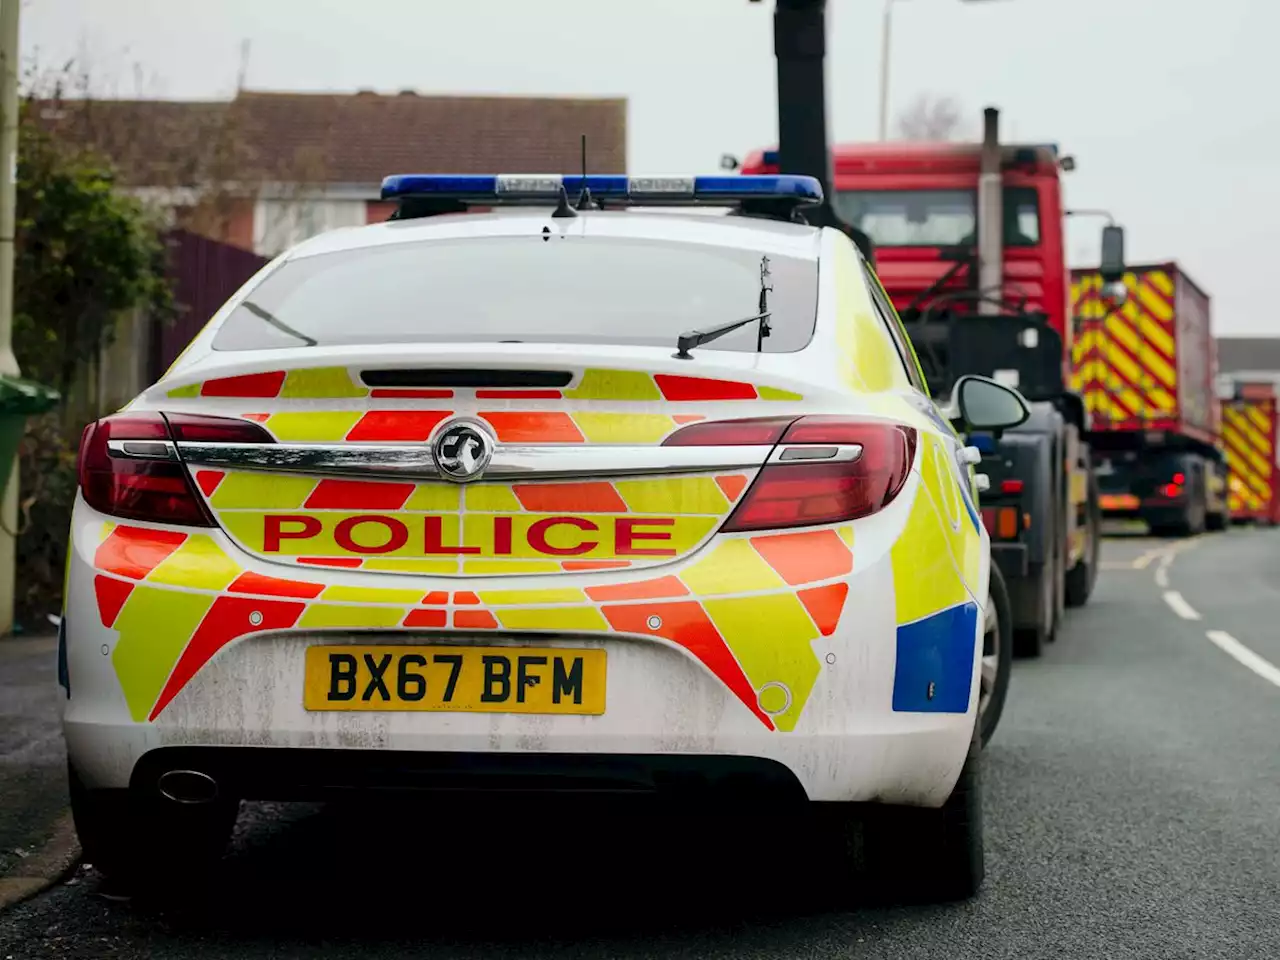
(1223, 397), (1278, 521)
(197, 470), (752, 576)
(166, 366), (805, 404)
(89, 517), (856, 732)
(1070, 269), (1178, 429)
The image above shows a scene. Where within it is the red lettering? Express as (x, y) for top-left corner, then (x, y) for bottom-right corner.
(616, 518), (676, 556)
(333, 515), (408, 555)
(423, 516), (481, 555)
(527, 517), (598, 556)
(263, 514), (322, 552)
(493, 516), (513, 555)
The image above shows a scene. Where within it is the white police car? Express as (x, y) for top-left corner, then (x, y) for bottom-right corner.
(61, 173), (1024, 901)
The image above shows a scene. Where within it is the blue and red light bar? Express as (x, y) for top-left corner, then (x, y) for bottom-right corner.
(379, 173), (823, 206)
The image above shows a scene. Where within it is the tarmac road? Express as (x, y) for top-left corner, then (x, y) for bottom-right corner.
(3, 530), (1280, 959)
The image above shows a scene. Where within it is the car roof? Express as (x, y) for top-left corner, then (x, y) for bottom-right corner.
(285, 208), (827, 264)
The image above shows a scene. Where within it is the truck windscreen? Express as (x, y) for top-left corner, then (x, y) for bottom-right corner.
(833, 187), (1041, 249)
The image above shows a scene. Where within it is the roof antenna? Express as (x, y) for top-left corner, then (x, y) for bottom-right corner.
(576, 134), (598, 211)
(551, 184), (578, 219)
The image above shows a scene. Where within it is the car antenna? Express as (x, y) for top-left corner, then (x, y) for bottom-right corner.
(575, 133), (598, 211)
(550, 183), (577, 219)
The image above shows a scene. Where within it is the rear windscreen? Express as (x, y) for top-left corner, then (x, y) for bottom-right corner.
(211, 235), (819, 354)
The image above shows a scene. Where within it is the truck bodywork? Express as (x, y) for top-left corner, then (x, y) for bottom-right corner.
(742, 117), (1101, 657)
(1071, 263), (1228, 534)
(1221, 381), (1279, 524)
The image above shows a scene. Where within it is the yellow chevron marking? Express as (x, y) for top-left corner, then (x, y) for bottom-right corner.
(461, 484), (518, 513)
(494, 607), (608, 632)
(572, 413), (677, 444)
(614, 476), (730, 516)
(146, 535), (241, 591)
(1122, 298), (1176, 360)
(1109, 309), (1177, 392)
(564, 369), (661, 401)
(280, 367), (368, 399)
(209, 472), (316, 510)
(1146, 270), (1175, 296)
(320, 585), (425, 604)
(265, 412), (363, 442)
(1134, 280), (1174, 324)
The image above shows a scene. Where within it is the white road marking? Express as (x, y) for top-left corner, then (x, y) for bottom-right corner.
(1163, 591), (1202, 620)
(1154, 552), (1173, 588)
(1133, 547), (1165, 570)
(1206, 630), (1280, 689)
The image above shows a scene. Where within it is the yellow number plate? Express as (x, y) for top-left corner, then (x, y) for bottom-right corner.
(303, 645), (606, 715)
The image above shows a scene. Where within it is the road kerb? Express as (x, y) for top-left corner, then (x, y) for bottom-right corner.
(0, 811), (81, 912)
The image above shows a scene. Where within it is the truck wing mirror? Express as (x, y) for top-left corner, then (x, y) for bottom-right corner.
(1099, 224), (1126, 283)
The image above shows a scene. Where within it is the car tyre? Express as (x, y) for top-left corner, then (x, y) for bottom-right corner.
(68, 761), (239, 890)
(820, 734), (985, 906)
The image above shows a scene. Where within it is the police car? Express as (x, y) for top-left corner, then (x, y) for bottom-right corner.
(61, 173), (1025, 902)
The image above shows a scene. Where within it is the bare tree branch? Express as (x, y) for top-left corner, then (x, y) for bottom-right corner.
(895, 93), (965, 141)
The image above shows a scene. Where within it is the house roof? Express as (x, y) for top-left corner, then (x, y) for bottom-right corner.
(1216, 337), (1280, 376)
(32, 89), (628, 190)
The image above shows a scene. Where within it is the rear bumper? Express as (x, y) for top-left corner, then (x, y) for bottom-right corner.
(127, 746), (811, 807)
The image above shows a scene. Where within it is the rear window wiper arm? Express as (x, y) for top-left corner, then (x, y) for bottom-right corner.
(675, 254), (774, 360)
(674, 311), (771, 360)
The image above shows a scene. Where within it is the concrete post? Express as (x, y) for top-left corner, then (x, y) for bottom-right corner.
(0, 0), (22, 634)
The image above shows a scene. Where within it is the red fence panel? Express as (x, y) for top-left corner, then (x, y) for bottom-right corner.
(154, 230), (269, 382)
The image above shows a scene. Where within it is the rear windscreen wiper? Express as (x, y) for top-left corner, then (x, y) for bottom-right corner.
(674, 310), (770, 360)
(674, 255), (773, 360)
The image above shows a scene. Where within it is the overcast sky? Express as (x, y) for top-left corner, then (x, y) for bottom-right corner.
(21, 0), (1280, 336)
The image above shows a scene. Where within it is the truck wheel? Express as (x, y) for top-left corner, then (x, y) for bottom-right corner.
(1066, 473), (1101, 608)
(819, 735), (985, 905)
(69, 761), (239, 890)
(978, 563), (1012, 748)
(1206, 510), (1228, 532)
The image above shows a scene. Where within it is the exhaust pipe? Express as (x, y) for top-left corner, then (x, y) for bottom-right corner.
(157, 769), (220, 804)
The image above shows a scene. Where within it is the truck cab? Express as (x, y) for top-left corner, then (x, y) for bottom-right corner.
(742, 141), (1070, 353)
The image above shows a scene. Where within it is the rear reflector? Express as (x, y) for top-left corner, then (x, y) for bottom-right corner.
(722, 419), (916, 533)
(77, 413), (272, 526)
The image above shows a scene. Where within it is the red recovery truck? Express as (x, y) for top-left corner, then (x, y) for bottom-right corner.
(1070, 264), (1229, 535)
(742, 107), (1107, 657)
(1219, 380), (1279, 525)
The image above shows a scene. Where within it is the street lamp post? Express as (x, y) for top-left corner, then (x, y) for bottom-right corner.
(877, 0), (1011, 141)
(877, 0), (896, 142)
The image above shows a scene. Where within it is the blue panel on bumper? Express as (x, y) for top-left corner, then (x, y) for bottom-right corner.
(892, 602), (979, 713)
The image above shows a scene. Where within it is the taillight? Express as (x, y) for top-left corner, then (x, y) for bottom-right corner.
(1001, 478), (1024, 495)
(661, 416), (797, 446)
(76, 412), (272, 525)
(722, 418), (916, 533)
